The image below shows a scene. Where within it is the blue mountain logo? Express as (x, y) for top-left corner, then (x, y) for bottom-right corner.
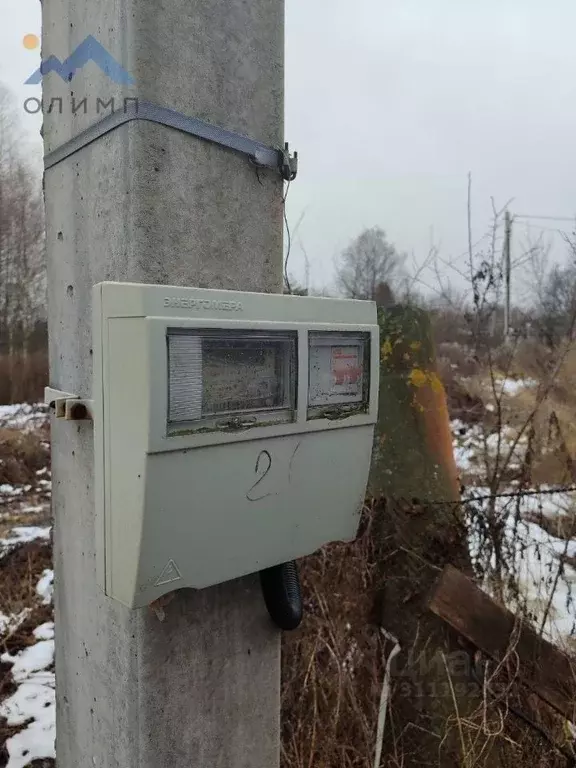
(26, 35), (134, 85)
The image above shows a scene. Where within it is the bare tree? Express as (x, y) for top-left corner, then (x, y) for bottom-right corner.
(535, 264), (576, 347)
(0, 82), (45, 401)
(527, 234), (576, 349)
(335, 226), (404, 301)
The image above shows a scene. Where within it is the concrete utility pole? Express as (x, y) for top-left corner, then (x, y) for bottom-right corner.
(503, 211), (512, 339)
(42, 1), (284, 765)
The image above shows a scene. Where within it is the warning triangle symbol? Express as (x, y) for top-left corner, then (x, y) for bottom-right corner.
(154, 559), (182, 586)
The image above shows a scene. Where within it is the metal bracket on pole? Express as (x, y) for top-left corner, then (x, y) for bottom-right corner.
(45, 386), (94, 421)
(280, 142), (298, 182)
(44, 100), (299, 181)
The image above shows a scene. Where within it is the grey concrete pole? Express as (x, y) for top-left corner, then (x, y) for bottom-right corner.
(41, 1), (284, 765)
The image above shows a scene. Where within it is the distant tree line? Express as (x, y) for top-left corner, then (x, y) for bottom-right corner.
(0, 83), (46, 402)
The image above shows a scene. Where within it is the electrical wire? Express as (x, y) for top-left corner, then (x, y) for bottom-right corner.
(515, 215), (576, 223)
(283, 180), (292, 294)
(516, 223), (568, 235)
(392, 485), (576, 508)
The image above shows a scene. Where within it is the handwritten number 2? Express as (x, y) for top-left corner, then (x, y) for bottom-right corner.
(247, 450), (273, 502)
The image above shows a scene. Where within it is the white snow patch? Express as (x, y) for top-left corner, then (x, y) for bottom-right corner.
(0, 641), (55, 768)
(20, 505), (46, 514)
(33, 623), (54, 641)
(465, 483), (576, 642)
(36, 570), (54, 605)
(454, 415), (576, 642)
(451, 419), (527, 479)
(0, 527), (51, 551)
(2, 641), (54, 683)
(3, 699), (56, 768)
(0, 674), (54, 725)
(451, 420), (484, 474)
(0, 485), (24, 497)
(497, 378), (538, 396)
(0, 403), (49, 430)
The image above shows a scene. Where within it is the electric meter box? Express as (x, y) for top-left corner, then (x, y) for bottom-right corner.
(93, 282), (379, 608)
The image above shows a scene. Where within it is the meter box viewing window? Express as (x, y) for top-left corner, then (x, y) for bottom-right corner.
(167, 330), (297, 433)
(92, 282), (379, 608)
(308, 332), (370, 416)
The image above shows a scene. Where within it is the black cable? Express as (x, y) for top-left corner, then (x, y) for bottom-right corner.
(260, 560), (303, 631)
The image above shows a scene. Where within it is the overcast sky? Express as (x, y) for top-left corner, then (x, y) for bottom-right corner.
(1, 0), (575, 297)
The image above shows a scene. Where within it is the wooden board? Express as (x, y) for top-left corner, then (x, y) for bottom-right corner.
(428, 565), (576, 720)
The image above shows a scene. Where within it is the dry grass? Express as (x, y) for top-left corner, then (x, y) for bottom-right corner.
(282, 509), (383, 768)
(0, 353), (48, 406)
(0, 426), (50, 487)
(439, 370), (485, 425)
(281, 494), (576, 768)
(497, 345), (576, 485)
(439, 338), (576, 485)
(436, 343), (481, 379)
(0, 541), (53, 647)
(0, 406), (52, 767)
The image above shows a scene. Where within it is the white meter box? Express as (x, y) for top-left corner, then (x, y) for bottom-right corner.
(93, 282), (379, 608)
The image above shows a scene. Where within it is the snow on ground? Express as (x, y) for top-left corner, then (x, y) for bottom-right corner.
(0, 485), (25, 498)
(496, 377), (538, 396)
(465, 484), (576, 641)
(453, 416), (576, 643)
(0, 573), (55, 768)
(451, 418), (527, 479)
(19, 505), (45, 515)
(33, 623), (54, 641)
(0, 527), (51, 557)
(36, 570), (54, 606)
(515, 513), (576, 640)
(0, 402), (54, 765)
(451, 420), (484, 474)
(0, 404), (48, 431)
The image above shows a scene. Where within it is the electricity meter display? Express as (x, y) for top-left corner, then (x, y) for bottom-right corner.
(308, 332), (370, 413)
(167, 330), (296, 432)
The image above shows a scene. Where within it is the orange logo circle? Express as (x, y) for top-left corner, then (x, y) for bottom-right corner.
(23, 34), (40, 50)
